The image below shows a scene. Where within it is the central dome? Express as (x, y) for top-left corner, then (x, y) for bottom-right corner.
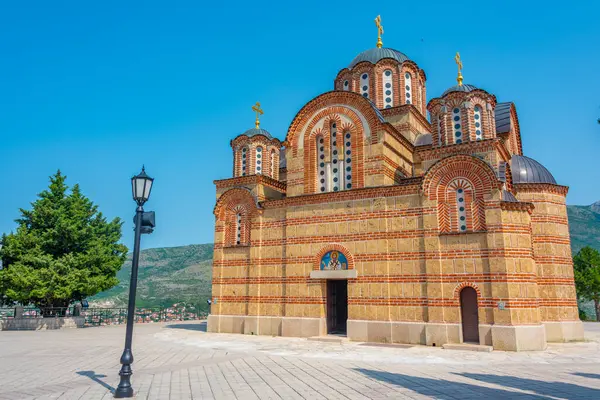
(349, 47), (410, 68)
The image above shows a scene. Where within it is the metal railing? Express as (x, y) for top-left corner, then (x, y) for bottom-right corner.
(0, 305), (208, 327)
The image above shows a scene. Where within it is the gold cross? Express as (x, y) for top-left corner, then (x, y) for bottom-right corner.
(251, 102), (263, 129)
(374, 15), (384, 48)
(454, 52), (464, 86)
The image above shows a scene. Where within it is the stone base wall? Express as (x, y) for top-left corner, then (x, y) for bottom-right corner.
(208, 315), (326, 337)
(543, 321), (585, 342)
(208, 315), (555, 351)
(1, 317), (85, 331)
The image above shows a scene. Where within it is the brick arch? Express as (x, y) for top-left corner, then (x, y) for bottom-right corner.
(423, 155), (500, 200)
(285, 91), (385, 152)
(313, 244), (355, 271)
(213, 187), (260, 220)
(302, 106), (366, 193)
(423, 155), (500, 233)
(454, 282), (482, 299)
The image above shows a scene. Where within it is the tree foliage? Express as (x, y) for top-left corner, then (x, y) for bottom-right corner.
(573, 246), (600, 321)
(0, 171), (128, 312)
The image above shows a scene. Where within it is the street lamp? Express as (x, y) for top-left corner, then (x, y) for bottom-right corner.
(115, 166), (155, 398)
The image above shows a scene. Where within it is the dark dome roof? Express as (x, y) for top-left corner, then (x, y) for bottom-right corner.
(414, 133), (432, 146)
(349, 47), (410, 68)
(510, 155), (557, 184)
(241, 128), (273, 139)
(441, 84), (479, 97)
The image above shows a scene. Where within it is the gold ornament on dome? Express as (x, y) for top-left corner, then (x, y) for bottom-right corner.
(455, 52), (464, 86)
(251, 102), (264, 129)
(374, 15), (384, 48)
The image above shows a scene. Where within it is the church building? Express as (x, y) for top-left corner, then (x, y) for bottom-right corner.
(208, 17), (583, 351)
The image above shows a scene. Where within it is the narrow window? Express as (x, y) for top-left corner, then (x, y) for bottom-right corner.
(343, 80), (350, 91)
(474, 106), (483, 140)
(236, 212), (242, 245)
(255, 146), (263, 174)
(270, 150), (277, 178)
(437, 116), (443, 146)
(344, 131), (352, 189)
(360, 73), (369, 98)
(317, 135), (326, 192)
(456, 188), (467, 232)
(452, 107), (463, 144)
(404, 72), (412, 105)
(383, 70), (393, 108)
(241, 146), (248, 176)
(331, 123), (340, 192)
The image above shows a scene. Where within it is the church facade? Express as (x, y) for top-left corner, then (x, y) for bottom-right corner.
(208, 20), (583, 351)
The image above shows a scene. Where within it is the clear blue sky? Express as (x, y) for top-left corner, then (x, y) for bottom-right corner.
(1, 1), (599, 249)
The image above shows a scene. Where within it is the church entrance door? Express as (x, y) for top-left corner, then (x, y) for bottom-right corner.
(327, 280), (348, 335)
(460, 287), (480, 343)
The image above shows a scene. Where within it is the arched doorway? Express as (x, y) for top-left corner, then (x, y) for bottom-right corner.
(460, 287), (480, 343)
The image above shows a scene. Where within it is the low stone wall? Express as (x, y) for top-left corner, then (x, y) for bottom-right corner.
(1, 317), (85, 331)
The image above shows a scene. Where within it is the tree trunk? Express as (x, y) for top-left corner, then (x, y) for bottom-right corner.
(595, 299), (600, 322)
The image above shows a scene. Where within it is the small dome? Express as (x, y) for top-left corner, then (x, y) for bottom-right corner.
(414, 133), (432, 146)
(511, 155), (557, 184)
(349, 47), (410, 68)
(441, 84), (479, 97)
(241, 128), (273, 139)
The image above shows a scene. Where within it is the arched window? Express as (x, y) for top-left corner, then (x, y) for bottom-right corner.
(360, 73), (369, 98)
(343, 130), (352, 189)
(382, 69), (393, 108)
(404, 72), (412, 105)
(241, 146), (248, 176)
(452, 107), (463, 144)
(255, 146), (263, 174)
(331, 122), (340, 192)
(474, 106), (483, 141)
(448, 179), (474, 232)
(343, 80), (350, 91)
(437, 116), (443, 146)
(270, 150), (277, 178)
(317, 135), (327, 192)
(235, 212), (242, 244)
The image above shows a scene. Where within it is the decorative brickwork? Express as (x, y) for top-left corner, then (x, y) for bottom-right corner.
(209, 41), (582, 349)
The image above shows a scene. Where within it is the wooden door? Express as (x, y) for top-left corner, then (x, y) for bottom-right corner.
(460, 287), (479, 343)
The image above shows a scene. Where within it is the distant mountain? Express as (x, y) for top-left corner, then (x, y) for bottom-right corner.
(567, 201), (600, 253)
(91, 244), (213, 310)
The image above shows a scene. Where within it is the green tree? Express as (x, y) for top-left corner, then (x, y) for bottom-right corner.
(573, 246), (600, 321)
(0, 171), (128, 315)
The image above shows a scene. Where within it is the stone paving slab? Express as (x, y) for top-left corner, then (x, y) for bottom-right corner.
(0, 321), (599, 399)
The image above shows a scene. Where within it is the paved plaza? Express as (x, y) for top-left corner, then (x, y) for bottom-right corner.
(1, 321), (599, 400)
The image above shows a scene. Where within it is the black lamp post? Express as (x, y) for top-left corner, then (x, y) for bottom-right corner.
(114, 166), (154, 398)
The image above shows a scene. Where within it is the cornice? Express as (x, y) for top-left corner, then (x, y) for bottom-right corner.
(263, 178), (423, 209)
(214, 174), (287, 192)
(513, 183), (569, 196)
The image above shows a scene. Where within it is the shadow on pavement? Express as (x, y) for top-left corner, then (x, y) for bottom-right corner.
(165, 321), (207, 332)
(76, 370), (115, 393)
(573, 372), (600, 380)
(356, 369), (549, 399)
(458, 373), (600, 399)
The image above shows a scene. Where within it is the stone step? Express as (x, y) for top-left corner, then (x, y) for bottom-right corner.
(307, 335), (347, 343)
(442, 343), (493, 352)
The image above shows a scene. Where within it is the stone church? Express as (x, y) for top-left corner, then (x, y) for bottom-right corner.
(208, 17), (582, 351)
